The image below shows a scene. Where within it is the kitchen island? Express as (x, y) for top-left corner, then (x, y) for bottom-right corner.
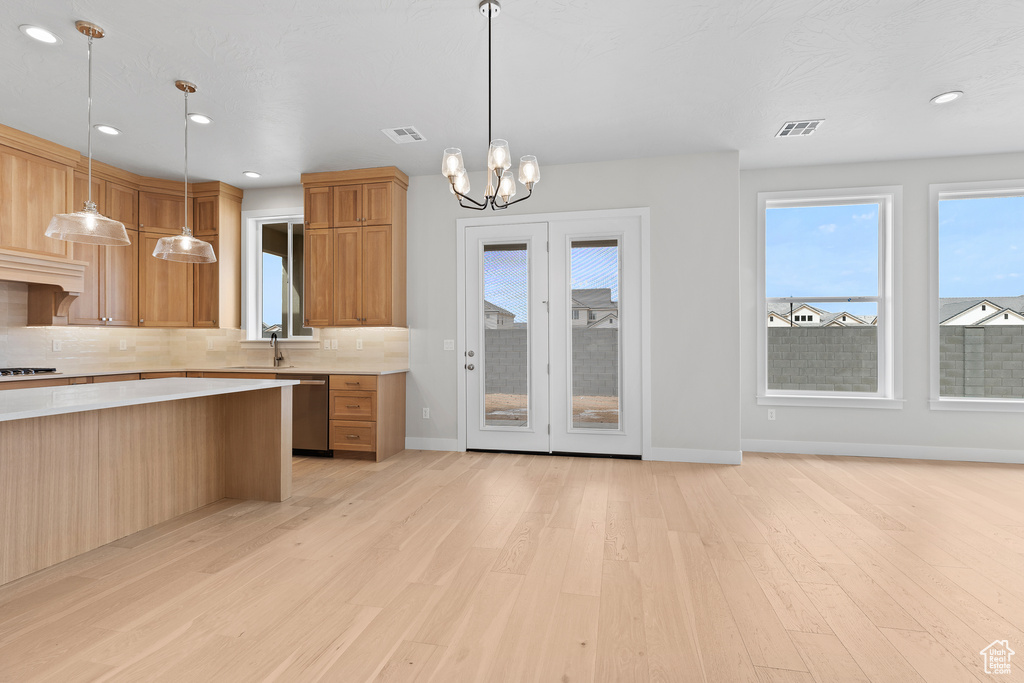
(0, 377), (296, 585)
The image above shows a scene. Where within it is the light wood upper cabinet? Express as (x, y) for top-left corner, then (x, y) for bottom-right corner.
(193, 235), (219, 328)
(332, 182), (391, 227)
(305, 186), (332, 229)
(193, 196), (218, 235)
(303, 228), (333, 327)
(0, 145), (71, 258)
(300, 167), (407, 328)
(361, 225), (392, 325)
(68, 172), (105, 325)
(107, 182), (138, 229)
(139, 191), (189, 232)
(138, 231), (193, 327)
(332, 227), (361, 325)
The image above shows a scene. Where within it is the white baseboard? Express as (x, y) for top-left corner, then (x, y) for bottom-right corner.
(405, 437), (460, 452)
(645, 447), (742, 465)
(741, 439), (1024, 465)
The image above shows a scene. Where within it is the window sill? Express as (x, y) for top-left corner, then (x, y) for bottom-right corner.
(930, 398), (1024, 413)
(757, 395), (904, 409)
(239, 339), (321, 348)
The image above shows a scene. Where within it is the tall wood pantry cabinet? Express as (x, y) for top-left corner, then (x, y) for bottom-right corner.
(299, 167), (407, 327)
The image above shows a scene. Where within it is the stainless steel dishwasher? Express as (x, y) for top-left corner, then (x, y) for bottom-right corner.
(282, 374), (330, 455)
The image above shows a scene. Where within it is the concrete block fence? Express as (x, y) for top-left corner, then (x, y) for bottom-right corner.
(940, 325), (1024, 398)
(767, 327), (878, 392)
(483, 328), (619, 397)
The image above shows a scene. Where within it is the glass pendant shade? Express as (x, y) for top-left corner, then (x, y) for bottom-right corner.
(46, 202), (130, 246)
(450, 169), (471, 195)
(442, 148), (465, 178)
(152, 227), (216, 263)
(498, 170), (516, 201)
(487, 139), (511, 171)
(518, 155), (540, 187)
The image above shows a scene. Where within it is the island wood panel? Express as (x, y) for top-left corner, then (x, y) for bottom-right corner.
(0, 145), (71, 258)
(221, 387), (291, 502)
(375, 372), (407, 462)
(0, 411), (99, 585)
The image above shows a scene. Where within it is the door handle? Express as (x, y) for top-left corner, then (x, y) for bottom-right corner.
(466, 363), (475, 371)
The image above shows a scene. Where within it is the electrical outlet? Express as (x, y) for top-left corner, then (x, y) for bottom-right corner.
(120, 339), (128, 351)
(768, 409), (776, 421)
(443, 339), (455, 351)
(356, 339), (363, 350)
(323, 340), (330, 351)
(52, 339), (61, 352)
(206, 338), (214, 351)
(331, 339), (339, 350)
(422, 407), (430, 419)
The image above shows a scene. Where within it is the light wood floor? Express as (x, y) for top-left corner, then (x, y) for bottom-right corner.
(2, 450), (1023, 682)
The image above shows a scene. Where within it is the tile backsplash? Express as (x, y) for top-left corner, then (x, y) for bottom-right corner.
(0, 282), (409, 372)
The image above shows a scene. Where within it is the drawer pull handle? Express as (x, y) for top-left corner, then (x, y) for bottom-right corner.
(346, 404), (360, 408)
(345, 381), (360, 385)
(346, 434), (360, 439)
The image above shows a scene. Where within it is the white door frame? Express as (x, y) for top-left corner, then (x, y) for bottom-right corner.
(456, 207), (652, 457)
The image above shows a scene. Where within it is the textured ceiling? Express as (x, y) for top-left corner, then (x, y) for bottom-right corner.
(2, 0), (1024, 189)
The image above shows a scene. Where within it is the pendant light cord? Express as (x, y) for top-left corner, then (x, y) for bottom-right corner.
(487, 4), (491, 150)
(86, 34), (93, 206)
(183, 89), (189, 233)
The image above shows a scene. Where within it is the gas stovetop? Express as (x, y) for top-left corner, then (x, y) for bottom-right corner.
(0, 368), (58, 376)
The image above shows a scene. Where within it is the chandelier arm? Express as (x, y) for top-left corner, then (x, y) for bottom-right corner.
(448, 176), (489, 209)
(493, 185), (534, 209)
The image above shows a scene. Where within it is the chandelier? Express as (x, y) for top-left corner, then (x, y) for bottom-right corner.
(441, 0), (540, 210)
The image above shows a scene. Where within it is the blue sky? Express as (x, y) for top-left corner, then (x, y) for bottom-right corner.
(263, 252), (283, 325)
(940, 196), (1024, 297)
(483, 243), (619, 323)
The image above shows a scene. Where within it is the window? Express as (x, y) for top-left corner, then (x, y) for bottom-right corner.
(573, 310), (580, 320)
(933, 184), (1024, 405)
(242, 214), (314, 341)
(588, 311), (596, 321)
(758, 187), (898, 405)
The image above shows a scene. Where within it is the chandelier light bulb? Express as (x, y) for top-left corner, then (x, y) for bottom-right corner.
(450, 169), (471, 195)
(441, 148), (465, 178)
(518, 155), (540, 187)
(487, 139), (511, 171)
(498, 170), (516, 201)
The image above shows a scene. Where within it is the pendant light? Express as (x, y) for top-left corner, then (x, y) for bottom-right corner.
(152, 80), (216, 263)
(441, 0), (540, 211)
(45, 21), (131, 246)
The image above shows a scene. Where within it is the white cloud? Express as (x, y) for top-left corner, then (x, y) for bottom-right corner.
(853, 212), (876, 221)
(818, 223), (837, 233)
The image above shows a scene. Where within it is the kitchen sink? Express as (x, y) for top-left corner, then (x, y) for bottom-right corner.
(223, 365), (295, 370)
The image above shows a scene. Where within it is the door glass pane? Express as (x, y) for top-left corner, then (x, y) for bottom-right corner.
(483, 243), (529, 427)
(571, 239), (619, 429)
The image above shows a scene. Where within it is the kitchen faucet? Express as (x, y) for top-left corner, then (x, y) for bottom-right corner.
(271, 332), (285, 368)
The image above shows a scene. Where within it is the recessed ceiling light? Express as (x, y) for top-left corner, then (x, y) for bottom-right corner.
(20, 24), (61, 44)
(930, 90), (963, 104)
(187, 113), (212, 124)
(242, 171), (261, 178)
(93, 124), (120, 135)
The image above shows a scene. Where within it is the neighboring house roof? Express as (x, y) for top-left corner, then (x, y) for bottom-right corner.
(939, 296), (1024, 324)
(572, 288), (616, 310)
(766, 303), (828, 317)
(975, 308), (1024, 325)
(588, 312), (618, 328)
(483, 300), (515, 318)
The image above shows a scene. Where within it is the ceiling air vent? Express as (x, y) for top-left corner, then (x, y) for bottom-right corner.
(381, 126), (425, 144)
(776, 119), (824, 138)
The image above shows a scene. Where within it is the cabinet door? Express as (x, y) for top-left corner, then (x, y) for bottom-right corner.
(102, 183), (139, 326)
(138, 231), (193, 327)
(139, 191), (187, 232)
(333, 227), (362, 326)
(193, 235), (219, 327)
(302, 228), (333, 327)
(193, 196), (218, 235)
(305, 187), (332, 229)
(332, 185), (363, 227)
(363, 183), (392, 225)
(67, 171), (106, 325)
(361, 225), (392, 326)
(0, 146), (71, 258)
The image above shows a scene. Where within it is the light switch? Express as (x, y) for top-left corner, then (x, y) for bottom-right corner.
(206, 338), (214, 351)
(356, 339), (363, 351)
(52, 339), (61, 352)
(331, 339), (339, 350)
(443, 339), (455, 351)
(323, 340), (330, 351)
(120, 339), (128, 351)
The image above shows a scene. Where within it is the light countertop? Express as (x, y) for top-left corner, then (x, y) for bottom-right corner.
(0, 366), (410, 383)
(0, 377), (299, 422)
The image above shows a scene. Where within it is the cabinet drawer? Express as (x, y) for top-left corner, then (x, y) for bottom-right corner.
(330, 374), (377, 391)
(329, 391), (376, 421)
(330, 420), (376, 451)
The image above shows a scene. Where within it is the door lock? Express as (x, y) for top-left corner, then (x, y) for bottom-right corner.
(465, 363), (475, 371)
(466, 350), (475, 357)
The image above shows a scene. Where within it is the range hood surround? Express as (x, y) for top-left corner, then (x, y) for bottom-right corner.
(0, 248), (86, 325)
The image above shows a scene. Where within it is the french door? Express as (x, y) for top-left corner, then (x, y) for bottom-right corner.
(464, 213), (643, 456)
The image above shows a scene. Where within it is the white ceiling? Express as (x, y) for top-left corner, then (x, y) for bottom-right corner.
(2, 0), (1024, 189)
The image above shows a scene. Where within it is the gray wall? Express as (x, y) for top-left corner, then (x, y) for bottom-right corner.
(940, 325), (1024, 398)
(483, 328), (619, 397)
(767, 328), (877, 392)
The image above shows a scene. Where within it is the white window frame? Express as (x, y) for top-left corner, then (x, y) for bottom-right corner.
(757, 186), (902, 409)
(240, 207), (319, 346)
(930, 179), (1024, 412)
